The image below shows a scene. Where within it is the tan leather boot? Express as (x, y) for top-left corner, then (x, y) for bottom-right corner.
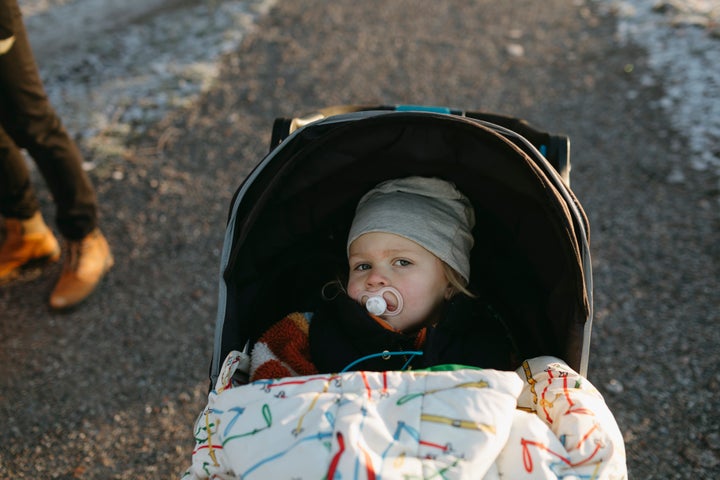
(0, 212), (61, 283)
(49, 229), (114, 309)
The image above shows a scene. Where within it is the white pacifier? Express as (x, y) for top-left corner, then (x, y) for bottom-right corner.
(365, 296), (388, 316)
(358, 286), (404, 317)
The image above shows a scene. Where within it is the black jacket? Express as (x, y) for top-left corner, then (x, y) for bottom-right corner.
(309, 293), (520, 374)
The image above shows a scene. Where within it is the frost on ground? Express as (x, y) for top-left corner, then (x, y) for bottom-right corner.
(599, 0), (720, 196)
(21, 0), (277, 167)
(21, 0), (720, 202)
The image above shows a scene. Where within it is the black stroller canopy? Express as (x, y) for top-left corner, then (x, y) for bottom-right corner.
(213, 109), (592, 383)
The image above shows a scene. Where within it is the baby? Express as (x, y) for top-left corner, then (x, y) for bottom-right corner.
(345, 176), (474, 332)
(250, 176), (517, 381)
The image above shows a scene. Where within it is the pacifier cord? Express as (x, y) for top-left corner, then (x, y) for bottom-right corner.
(340, 350), (423, 373)
(321, 279), (345, 301)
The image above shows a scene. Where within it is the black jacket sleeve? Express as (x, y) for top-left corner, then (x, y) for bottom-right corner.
(310, 294), (421, 373)
(422, 294), (520, 371)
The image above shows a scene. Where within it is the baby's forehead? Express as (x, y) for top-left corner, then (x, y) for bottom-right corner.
(348, 232), (431, 257)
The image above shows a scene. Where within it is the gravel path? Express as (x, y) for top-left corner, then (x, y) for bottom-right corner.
(1, 0), (718, 478)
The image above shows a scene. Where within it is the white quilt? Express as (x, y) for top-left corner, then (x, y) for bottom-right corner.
(182, 354), (626, 479)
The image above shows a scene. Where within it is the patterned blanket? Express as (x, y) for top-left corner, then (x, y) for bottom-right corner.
(182, 355), (627, 479)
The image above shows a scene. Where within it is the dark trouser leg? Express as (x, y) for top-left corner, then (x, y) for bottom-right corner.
(0, 0), (97, 241)
(0, 124), (40, 220)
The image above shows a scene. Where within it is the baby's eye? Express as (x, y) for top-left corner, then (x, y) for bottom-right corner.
(354, 263), (371, 271)
(393, 259), (412, 267)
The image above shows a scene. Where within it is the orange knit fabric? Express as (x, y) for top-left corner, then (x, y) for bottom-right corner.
(250, 312), (318, 381)
(250, 312), (427, 382)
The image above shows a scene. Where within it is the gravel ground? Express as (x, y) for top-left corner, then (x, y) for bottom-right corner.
(1, 0), (718, 478)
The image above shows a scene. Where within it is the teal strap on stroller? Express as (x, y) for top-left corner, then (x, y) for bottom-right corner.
(395, 105), (452, 114)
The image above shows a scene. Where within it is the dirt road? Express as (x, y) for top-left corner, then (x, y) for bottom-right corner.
(1, 0), (718, 478)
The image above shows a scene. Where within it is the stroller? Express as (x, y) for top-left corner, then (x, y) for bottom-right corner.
(210, 104), (592, 384)
(183, 105), (624, 480)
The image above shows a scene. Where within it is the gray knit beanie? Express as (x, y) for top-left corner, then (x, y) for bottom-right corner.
(347, 176), (475, 282)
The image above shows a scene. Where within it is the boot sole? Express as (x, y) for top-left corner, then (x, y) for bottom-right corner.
(0, 250), (62, 286)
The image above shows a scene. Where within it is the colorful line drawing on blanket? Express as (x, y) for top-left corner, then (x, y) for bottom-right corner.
(360, 370), (373, 399)
(216, 350), (250, 394)
(194, 369), (525, 478)
(192, 403), (274, 466)
(373, 419), (467, 479)
(553, 373), (595, 417)
(421, 413), (496, 434)
(356, 438), (377, 480)
(240, 430), (335, 478)
(517, 359), (611, 477)
(325, 431), (407, 480)
(193, 409), (221, 467)
(326, 431), (346, 480)
(521, 360), (539, 405)
(521, 360), (596, 423)
(521, 436), (603, 478)
(267, 381), (481, 479)
(294, 382), (333, 436)
(324, 413), (377, 479)
(222, 404), (273, 441)
(539, 372), (596, 423)
(383, 420), (454, 456)
(349, 395), (378, 478)
(521, 437), (573, 475)
(396, 380), (489, 405)
(399, 459), (464, 480)
(347, 420), (463, 480)
(251, 374), (344, 436)
(254, 373), (342, 392)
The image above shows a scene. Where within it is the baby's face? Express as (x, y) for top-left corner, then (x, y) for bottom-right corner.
(347, 232), (451, 331)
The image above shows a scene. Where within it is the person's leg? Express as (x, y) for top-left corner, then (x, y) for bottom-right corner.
(0, 0), (97, 241)
(0, 125), (60, 282)
(0, 122), (40, 219)
(0, 0), (112, 306)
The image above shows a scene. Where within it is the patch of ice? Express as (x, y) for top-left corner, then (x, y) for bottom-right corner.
(21, 0), (277, 163)
(598, 0), (720, 195)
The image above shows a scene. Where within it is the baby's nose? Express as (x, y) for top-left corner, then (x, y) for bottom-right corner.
(367, 271), (388, 286)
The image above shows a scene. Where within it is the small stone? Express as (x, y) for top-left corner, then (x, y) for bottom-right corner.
(507, 43), (524, 57)
(605, 378), (624, 393)
(666, 167), (685, 184)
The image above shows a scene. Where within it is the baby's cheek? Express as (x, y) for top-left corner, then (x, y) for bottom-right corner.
(346, 283), (361, 300)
